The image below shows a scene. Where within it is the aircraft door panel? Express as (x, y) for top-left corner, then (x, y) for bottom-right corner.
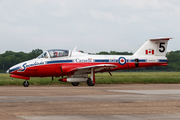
(135, 59), (139, 67)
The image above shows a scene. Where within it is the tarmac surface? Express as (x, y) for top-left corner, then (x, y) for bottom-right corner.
(0, 84), (180, 120)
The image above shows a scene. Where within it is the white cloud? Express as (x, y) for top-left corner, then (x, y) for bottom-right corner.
(0, 0), (180, 53)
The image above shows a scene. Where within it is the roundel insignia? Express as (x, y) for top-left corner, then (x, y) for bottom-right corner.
(119, 57), (126, 65)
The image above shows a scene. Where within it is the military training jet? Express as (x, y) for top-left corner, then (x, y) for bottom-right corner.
(7, 38), (171, 87)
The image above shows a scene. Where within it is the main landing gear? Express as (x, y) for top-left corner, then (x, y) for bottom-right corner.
(87, 78), (95, 86)
(71, 68), (95, 86)
(23, 80), (29, 87)
(71, 78), (95, 86)
(71, 82), (80, 86)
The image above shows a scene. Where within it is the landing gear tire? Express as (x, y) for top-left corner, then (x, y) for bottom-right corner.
(71, 82), (79, 86)
(87, 78), (95, 86)
(23, 80), (29, 87)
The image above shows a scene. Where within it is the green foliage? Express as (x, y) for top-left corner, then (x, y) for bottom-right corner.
(79, 50), (84, 53)
(166, 50), (180, 71)
(98, 51), (109, 55)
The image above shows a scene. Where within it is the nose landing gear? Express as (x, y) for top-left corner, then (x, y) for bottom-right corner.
(23, 80), (29, 87)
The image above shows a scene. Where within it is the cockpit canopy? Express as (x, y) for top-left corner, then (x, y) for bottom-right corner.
(37, 49), (69, 59)
(48, 49), (69, 58)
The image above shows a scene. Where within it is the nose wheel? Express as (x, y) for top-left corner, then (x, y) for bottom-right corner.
(23, 80), (29, 87)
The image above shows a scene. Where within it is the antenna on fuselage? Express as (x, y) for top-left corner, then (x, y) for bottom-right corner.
(73, 46), (77, 51)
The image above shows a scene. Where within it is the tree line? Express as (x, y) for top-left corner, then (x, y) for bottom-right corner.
(0, 49), (179, 73)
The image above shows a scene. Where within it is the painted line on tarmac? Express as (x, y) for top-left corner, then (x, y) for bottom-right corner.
(108, 90), (180, 95)
(18, 113), (180, 120)
(1, 93), (180, 103)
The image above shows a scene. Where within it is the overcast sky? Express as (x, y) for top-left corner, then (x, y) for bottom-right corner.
(0, 0), (179, 54)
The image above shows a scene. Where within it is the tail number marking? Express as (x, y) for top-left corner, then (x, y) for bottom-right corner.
(159, 42), (165, 53)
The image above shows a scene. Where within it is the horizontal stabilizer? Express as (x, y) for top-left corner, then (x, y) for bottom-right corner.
(149, 38), (172, 41)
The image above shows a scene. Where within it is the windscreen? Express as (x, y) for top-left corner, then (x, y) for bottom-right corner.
(37, 52), (48, 58)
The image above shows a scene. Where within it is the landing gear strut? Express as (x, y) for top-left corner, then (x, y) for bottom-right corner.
(23, 80), (29, 87)
(87, 78), (95, 86)
(87, 68), (95, 86)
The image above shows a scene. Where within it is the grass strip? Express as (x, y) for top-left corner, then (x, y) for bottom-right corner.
(0, 72), (180, 86)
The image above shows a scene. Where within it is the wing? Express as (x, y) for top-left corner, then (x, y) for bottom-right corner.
(67, 64), (117, 75)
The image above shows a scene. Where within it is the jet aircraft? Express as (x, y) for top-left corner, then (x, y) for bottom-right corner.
(7, 38), (171, 87)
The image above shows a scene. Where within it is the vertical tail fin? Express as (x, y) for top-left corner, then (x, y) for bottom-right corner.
(133, 38), (172, 56)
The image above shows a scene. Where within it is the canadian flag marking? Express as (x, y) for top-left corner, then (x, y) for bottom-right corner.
(145, 49), (154, 55)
